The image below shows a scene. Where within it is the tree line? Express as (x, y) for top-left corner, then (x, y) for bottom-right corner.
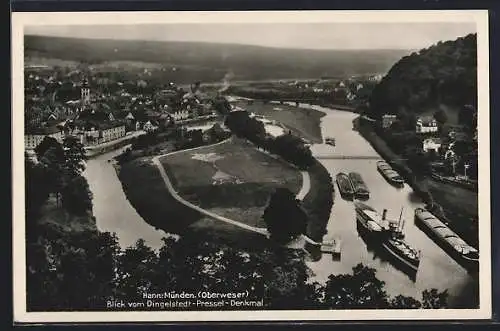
(224, 110), (314, 170)
(25, 132), (449, 312)
(26, 136), (91, 220)
(368, 33), (477, 119)
(27, 229), (449, 311)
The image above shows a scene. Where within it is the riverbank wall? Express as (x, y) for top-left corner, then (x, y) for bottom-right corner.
(355, 116), (478, 248)
(85, 134), (142, 159)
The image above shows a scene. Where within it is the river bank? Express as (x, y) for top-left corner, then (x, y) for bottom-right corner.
(84, 146), (169, 250)
(289, 104), (478, 308)
(79, 99), (478, 307)
(85, 131), (146, 159)
(355, 116), (478, 248)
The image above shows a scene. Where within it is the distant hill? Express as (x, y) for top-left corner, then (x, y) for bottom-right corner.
(24, 35), (410, 82)
(368, 33), (477, 119)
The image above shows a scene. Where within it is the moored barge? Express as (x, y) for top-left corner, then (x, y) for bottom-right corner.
(354, 201), (388, 236)
(414, 208), (478, 270)
(376, 160), (404, 187)
(336, 172), (355, 200)
(348, 172), (370, 200)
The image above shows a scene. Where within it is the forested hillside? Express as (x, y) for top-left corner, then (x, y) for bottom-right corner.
(25, 35), (409, 82)
(368, 33), (477, 119)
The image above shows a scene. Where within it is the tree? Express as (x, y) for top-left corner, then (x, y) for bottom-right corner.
(397, 110), (417, 131)
(115, 239), (159, 300)
(35, 136), (61, 161)
(433, 109), (448, 125)
(25, 157), (50, 219)
(458, 105), (476, 130)
(85, 232), (121, 305)
(368, 34), (477, 119)
(422, 289), (449, 309)
(390, 295), (423, 309)
(212, 97), (231, 115)
(406, 147), (430, 179)
(63, 136), (87, 178)
(61, 175), (93, 215)
(38, 144), (66, 205)
(322, 264), (390, 309)
(262, 188), (308, 244)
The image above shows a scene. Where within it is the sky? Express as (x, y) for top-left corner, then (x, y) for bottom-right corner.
(25, 22), (476, 50)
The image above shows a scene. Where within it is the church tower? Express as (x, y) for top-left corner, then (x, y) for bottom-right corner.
(81, 78), (90, 106)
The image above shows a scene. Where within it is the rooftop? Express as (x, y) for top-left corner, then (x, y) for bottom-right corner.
(25, 126), (62, 135)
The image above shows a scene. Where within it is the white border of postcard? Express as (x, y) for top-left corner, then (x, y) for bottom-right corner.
(12, 10), (491, 323)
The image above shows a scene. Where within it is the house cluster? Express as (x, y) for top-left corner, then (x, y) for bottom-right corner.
(282, 78), (372, 103)
(25, 81), (129, 149)
(380, 104), (478, 178)
(24, 65), (218, 150)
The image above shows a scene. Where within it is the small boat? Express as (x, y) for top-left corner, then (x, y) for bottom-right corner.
(354, 201), (388, 236)
(348, 172), (370, 200)
(414, 208), (479, 268)
(336, 172), (355, 199)
(325, 137), (336, 146)
(377, 160), (404, 187)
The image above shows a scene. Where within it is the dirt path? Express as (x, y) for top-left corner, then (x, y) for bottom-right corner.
(153, 139), (322, 247)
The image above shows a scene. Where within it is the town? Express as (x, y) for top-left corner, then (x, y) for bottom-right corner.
(24, 65), (223, 156)
(24, 64), (382, 157)
(22, 28), (481, 314)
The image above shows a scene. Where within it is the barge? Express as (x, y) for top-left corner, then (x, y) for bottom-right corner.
(414, 208), (479, 270)
(376, 160), (404, 187)
(336, 172), (355, 200)
(348, 172), (370, 200)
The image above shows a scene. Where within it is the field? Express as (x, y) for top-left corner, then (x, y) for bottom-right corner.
(118, 157), (203, 234)
(159, 138), (302, 228)
(232, 100), (325, 144)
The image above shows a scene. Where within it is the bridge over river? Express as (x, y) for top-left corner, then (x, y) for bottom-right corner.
(314, 155), (382, 160)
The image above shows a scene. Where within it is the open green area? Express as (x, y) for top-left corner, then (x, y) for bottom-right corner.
(232, 100), (325, 143)
(159, 138), (302, 228)
(117, 156), (203, 234)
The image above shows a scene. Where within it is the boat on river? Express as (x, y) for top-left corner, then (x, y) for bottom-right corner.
(336, 172), (355, 199)
(325, 137), (336, 146)
(414, 208), (479, 269)
(355, 202), (421, 272)
(348, 172), (370, 200)
(354, 201), (388, 236)
(376, 160), (404, 187)
(381, 236), (421, 272)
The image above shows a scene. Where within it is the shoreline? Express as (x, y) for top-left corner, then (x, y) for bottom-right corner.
(85, 131), (146, 158)
(354, 116), (478, 248)
(281, 100), (478, 249)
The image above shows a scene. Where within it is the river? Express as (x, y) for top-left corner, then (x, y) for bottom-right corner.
(297, 103), (478, 308)
(83, 146), (169, 251)
(82, 103), (478, 308)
